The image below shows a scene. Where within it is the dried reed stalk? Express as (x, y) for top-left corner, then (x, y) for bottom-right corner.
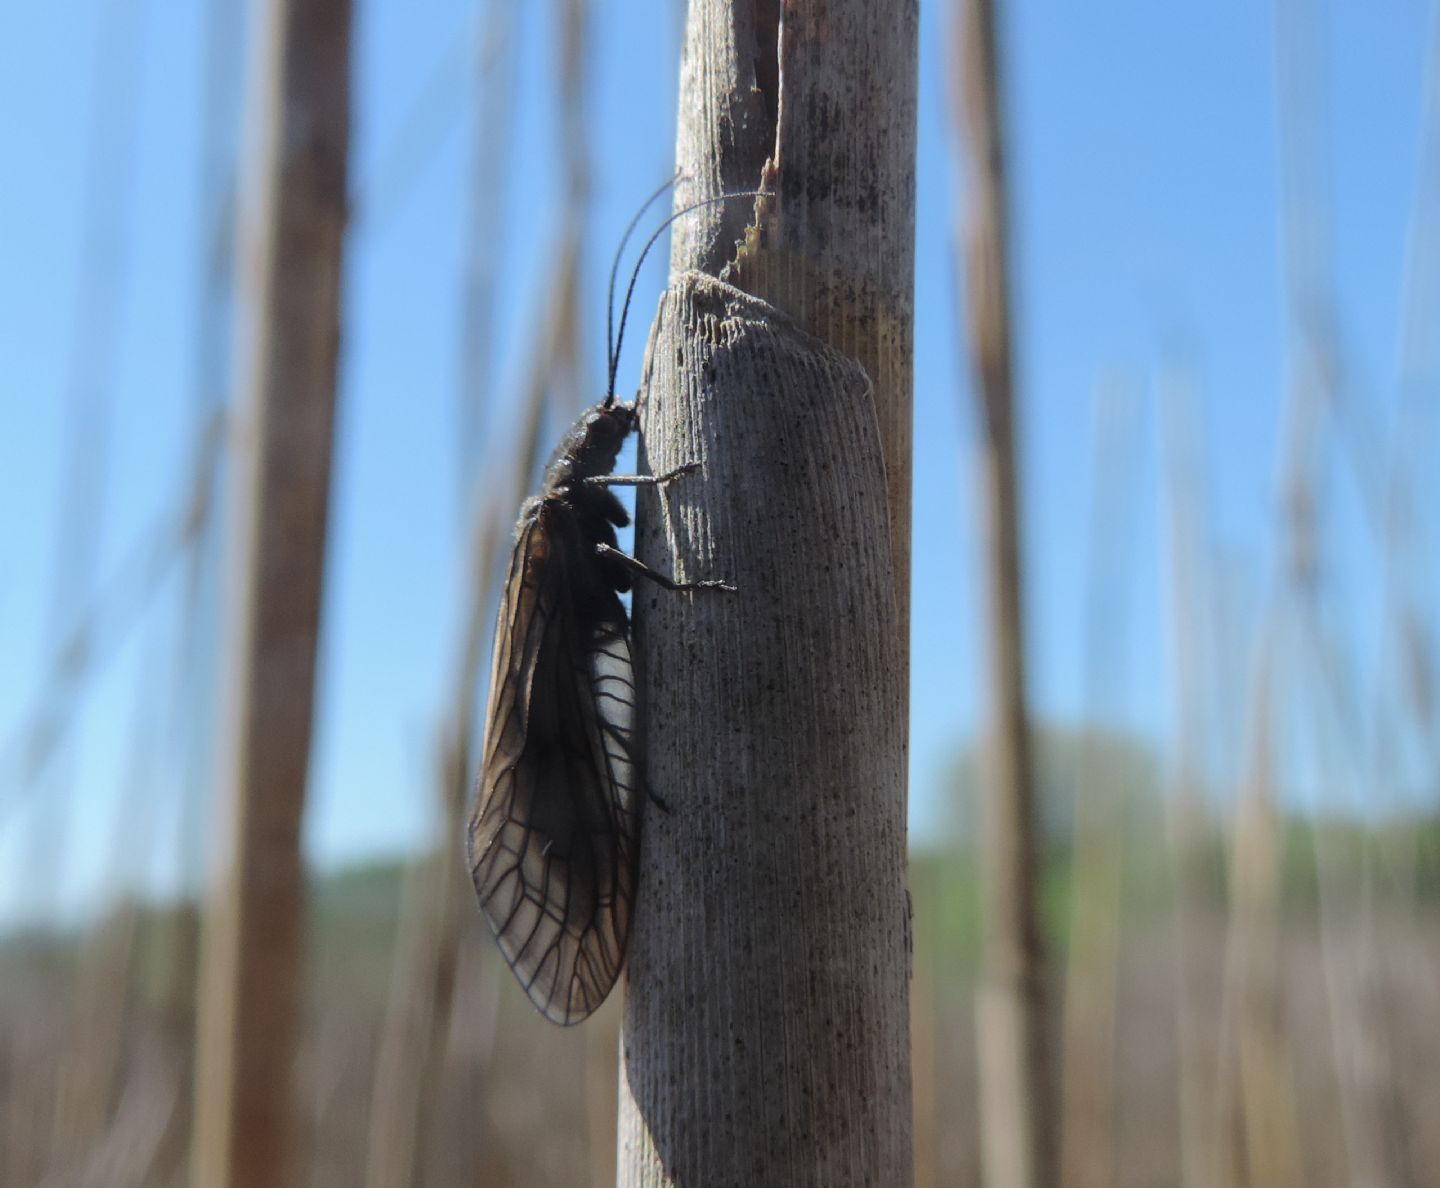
(617, 2), (917, 1181)
(1271, 0), (1416, 1179)
(1215, 637), (1302, 1188)
(952, 2), (1054, 1185)
(1158, 367), (1218, 1188)
(1058, 381), (1141, 1188)
(193, 2), (352, 1184)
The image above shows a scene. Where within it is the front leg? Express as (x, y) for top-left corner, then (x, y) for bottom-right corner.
(594, 542), (736, 593)
(583, 461), (701, 488)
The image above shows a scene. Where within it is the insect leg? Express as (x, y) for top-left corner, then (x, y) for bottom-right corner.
(583, 461), (701, 487)
(594, 542), (736, 593)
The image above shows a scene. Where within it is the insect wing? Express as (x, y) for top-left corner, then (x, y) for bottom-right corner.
(467, 504), (640, 1024)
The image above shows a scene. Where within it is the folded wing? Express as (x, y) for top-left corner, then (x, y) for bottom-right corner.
(467, 504), (640, 1024)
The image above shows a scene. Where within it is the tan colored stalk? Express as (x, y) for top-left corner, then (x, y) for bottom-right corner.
(617, 2), (918, 1182)
(193, 2), (352, 1183)
(952, 2), (1054, 1185)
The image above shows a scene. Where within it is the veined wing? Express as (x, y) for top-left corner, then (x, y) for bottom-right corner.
(466, 503), (640, 1024)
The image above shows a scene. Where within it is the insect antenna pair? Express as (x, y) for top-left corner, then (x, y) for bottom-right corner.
(465, 183), (767, 1024)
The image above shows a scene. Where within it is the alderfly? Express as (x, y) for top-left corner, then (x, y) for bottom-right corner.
(466, 184), (764, 1023)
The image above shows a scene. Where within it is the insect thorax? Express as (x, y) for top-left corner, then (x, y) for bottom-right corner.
(543, 401), (636, 490)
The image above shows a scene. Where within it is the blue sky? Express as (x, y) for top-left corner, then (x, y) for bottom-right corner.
(1, 0), (1436, 925)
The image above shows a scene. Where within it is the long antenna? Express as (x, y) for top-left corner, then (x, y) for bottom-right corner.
(605, 189), (772, 406)
(606, 172), (684, 392)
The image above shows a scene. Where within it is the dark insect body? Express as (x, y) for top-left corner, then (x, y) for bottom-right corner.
(467, 184), (762, 1024)
(466, 400), (726, 1024)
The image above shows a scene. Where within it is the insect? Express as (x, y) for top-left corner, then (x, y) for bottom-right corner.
(466, 184), (764, 1024)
